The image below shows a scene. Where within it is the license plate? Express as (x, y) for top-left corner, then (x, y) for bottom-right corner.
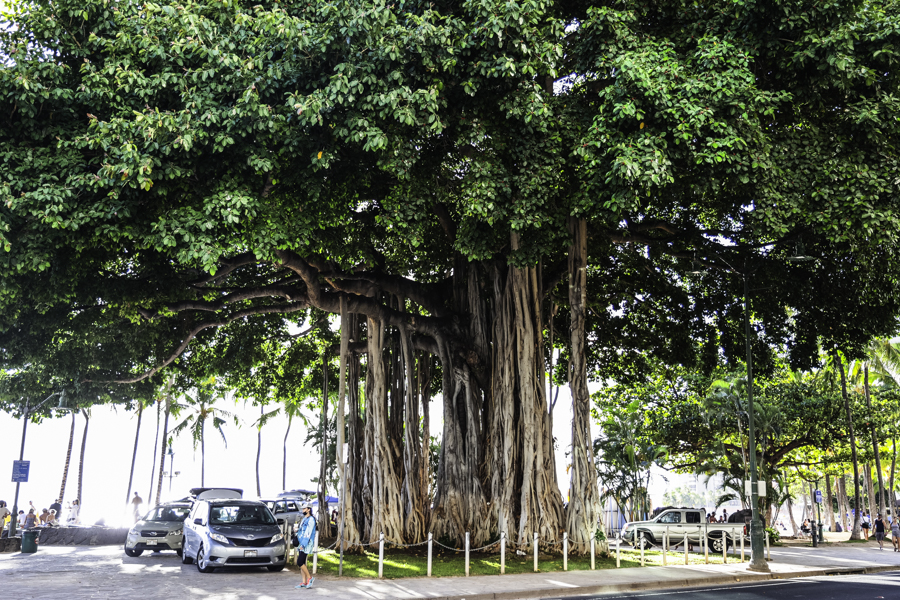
(244, 550), (257, 557)
(146, 540), (158, 546)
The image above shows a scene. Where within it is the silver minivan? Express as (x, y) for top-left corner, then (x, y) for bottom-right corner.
(181, 499), (287, 572)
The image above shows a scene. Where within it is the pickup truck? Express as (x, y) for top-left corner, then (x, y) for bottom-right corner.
(619, 508), (749, 552)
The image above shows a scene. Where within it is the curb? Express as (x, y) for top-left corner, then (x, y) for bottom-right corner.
(410, 564), (900, 600)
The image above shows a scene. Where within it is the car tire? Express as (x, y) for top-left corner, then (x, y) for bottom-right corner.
(124, 546), (143, 557)
(176, 549), (183, 558)
(710, 535), (727, 553)
(181, 549), (193, 564)
(634, 532), (652, 550)
(196, 544), (215, 573)
(267, 564), (286, 572)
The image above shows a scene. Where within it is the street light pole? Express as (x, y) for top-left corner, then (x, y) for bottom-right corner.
(743, 274), (769, 572)
(167, 446), (175, 494)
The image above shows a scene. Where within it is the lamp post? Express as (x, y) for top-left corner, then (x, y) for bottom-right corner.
(7, 393), (63, 539)
(166, 446), (175, 494)
(689, 243), (815, 570)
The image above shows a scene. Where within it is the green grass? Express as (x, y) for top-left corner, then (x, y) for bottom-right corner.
(291, 547), (751, 579)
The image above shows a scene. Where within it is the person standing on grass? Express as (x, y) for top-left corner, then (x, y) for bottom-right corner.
(294, 503), (317, 590)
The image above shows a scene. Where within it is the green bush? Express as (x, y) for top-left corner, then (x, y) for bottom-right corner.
(765, 526), (781, 544)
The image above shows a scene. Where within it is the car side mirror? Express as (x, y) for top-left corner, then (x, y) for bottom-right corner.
(194, 518), (203, 525)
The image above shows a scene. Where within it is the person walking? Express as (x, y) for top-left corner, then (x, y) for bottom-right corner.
(131, 493), (144, 522)
(294, 503), (317, 589)
(891, 517), (900, 552)
(874, 514), (886, 550)
(862, 515), (871, 540)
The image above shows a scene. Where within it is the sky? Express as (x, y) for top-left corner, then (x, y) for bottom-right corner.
(0, 380), (595, 528)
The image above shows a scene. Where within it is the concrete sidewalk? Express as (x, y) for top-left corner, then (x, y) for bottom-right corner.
(2, 544), (899, 600)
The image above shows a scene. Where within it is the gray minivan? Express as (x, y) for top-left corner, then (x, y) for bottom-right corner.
(181, 499), (287, 573)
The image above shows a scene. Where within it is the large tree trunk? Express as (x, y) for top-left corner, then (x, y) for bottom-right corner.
(864, 366), (885, 517)
(364, 317), (405, 542)
(825, 473), (836, 531)
(58, 411), (76, 504)
(125, 401), (143, 505)
(432, 263), (490, 546)
(155, 396), (170, 505)
(836, 351), (862, 539)
(566, 218), (602, 554)
(336, 299), (362, 549)
(484, 253), (564, 550)
(348, 322), (368, 540)
(399, 319), (426, 543)
(76, 409), (90, 504)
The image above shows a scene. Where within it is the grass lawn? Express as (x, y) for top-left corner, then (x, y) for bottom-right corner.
(291, 546), (751, 579)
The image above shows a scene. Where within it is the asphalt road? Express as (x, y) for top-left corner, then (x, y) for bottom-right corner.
(549, 571), (900, 600)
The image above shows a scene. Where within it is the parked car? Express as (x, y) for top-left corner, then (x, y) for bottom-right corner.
(261, 498), (302, 528)
(124, 502), (192, 557)
(619, 507), (748, 552)
(182, 499), (287, 573)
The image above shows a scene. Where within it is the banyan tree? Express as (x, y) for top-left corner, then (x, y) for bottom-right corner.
(2, 0), (899, 554)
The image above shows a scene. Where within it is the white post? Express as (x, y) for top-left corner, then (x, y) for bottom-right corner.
(563, 532), (568, 571)
(640, 536), (645, 566)
(427, 532), (433, 577)
(704, 526), (709, 564)
(663, 526), (668, 565)
(378, 532), (384, 579)
(722, 533), (727, 563)
(613, 537), (618, 569)
(500, 531), (506, 575)
(465, 531), (470, 577)
(534, 532), (539, 572)
(766, 530), (770, 561)
(740, 530), (745, 562)
(684, 530), (688, 565)
(591, 536), (596, 570)
(312, 530), (319, 574)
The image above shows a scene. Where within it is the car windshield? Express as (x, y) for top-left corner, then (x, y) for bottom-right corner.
(209, 504), (275, 526)
(144, 506), (190, 522)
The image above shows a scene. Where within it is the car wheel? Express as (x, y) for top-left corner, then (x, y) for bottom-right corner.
(196, 544), (215, 573)
(181, 549), (193, 565)
(176, 549), (183, 558)
(267, 564), (286, 572)
(711, 535), (726, 553)
(634, 532), (652, 550)
(124, 545), (143, 557)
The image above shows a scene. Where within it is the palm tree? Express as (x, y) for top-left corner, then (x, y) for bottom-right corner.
(170, 384), (237, 486)
(154, 392), (172, 505)
(58, 411), (76, 505)
(147, 397), (161, 506)
(125, 399), (145, 505)
(76, 408), (90, 504)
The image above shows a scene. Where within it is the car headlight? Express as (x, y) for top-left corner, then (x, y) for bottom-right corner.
(169, 529), (183, 537)
(128, 528), (138, 536)
(210, 533), (229, 544)
(271, 532), (283, 543)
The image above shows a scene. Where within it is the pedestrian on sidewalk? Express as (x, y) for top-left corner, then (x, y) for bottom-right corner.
(862, 516), (870, 540)
(891, 518), (900, 552)
(874, 514), (886, 550)
(294, 503), (317, 590)
(131, 493), (143, 522)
